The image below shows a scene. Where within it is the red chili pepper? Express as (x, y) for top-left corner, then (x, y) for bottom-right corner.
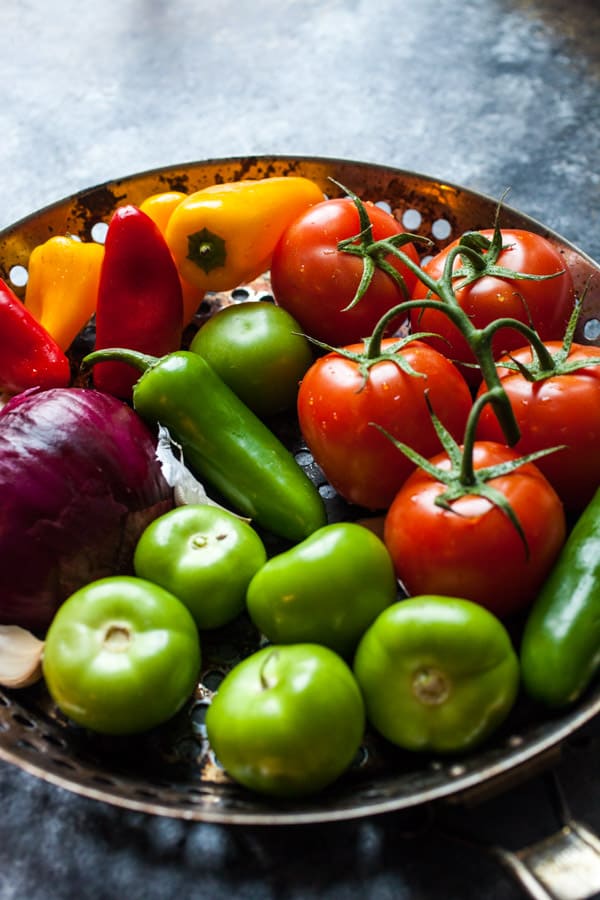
(0, 277), (71, 394)
(92, 205), (184, 399)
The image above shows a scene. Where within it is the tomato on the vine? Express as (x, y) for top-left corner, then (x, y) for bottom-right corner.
(476, 341), (600, 512)
(270, 197), (420, 346)
(297, 338), (472, 510)
(383, 441), (566, 619)
(409, 229), (575, 386)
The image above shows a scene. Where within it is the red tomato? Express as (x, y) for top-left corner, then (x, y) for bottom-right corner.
(384, 442), (566, 619)
(270, 198), (420, 346)
(297, 339), (473, 510)
(476, 342), (600, 512)
(410, 229), (575, 386)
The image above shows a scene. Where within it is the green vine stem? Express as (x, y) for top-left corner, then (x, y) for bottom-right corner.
(333, 181), (567, 446)
(491, 295), (600, 383)
(328, 178), (432, 310)
(303, 329), (442, 392)
(363, 293), (524, 446)
(373, 390), (564, 554)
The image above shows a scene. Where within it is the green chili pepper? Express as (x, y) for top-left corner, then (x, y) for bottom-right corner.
(82, 348), (327, 543)
(520, 487), (600, 708)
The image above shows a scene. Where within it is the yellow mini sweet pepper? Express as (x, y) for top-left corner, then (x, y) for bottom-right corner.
(140, 190), (206, 325)
(164, 176), (325, 293)
(24, 235), (104, 351)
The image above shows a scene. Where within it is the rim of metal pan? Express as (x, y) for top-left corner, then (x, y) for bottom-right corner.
(0, 155), (598, 825)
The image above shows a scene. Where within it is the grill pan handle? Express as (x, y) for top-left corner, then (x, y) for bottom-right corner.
(492, 772), (600, 900)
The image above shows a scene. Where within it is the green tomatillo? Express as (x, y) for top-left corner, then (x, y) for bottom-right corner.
(246, 522), (398, 657)
(42, 576), (201, 735)
(353, 595), (520, 754)
(134, 504), (267, 630)
(205, 643), (365, 798)
(189, 301), (314, 418)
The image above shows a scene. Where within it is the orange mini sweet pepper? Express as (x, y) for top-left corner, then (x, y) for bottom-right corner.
(140, 190), (206, 325)
(24, 235), (104, 351)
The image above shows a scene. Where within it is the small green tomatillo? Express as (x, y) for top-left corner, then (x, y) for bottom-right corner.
(134, 505), (267, 630)
(246, 522), (398, 657)
(353, 595), (520, 753)
(206, 643), (365, 798)
(42, 576), (201, 735)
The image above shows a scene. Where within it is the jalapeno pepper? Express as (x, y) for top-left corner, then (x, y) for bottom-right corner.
(82, 347), (327, 542)
(0, 277), (71, 395)
(24, 235), (104, 351)
(164, 176), (325, 292)
(520, 487), (600, 708)
(92, 205), (184, 399)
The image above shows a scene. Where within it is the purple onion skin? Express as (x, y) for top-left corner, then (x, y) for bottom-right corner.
(0, 388), (173, 633)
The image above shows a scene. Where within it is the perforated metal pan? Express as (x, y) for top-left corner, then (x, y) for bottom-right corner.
(0, 156), (599, 826)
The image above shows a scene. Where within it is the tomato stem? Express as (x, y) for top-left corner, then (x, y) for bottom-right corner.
(367, 293), (522, 446)
(330, 179), (430, 312)
(373, 393), (564, 556)
(491, 297), (600, 383)
(334, 183), (568, 448)
(459, 389), (501, 485)
(481, 316), (557, 376)
(361, 238), (524, 441)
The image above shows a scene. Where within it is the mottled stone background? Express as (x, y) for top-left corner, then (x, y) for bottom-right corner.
(2, 0), (599, 258)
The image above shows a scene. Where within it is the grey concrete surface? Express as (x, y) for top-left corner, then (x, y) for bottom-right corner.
(2, 0), (599, 259)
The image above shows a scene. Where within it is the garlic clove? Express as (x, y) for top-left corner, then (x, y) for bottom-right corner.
(0, 625), (45, 688)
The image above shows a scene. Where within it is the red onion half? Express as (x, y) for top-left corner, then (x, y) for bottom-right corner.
(0, 388), (173, 633)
